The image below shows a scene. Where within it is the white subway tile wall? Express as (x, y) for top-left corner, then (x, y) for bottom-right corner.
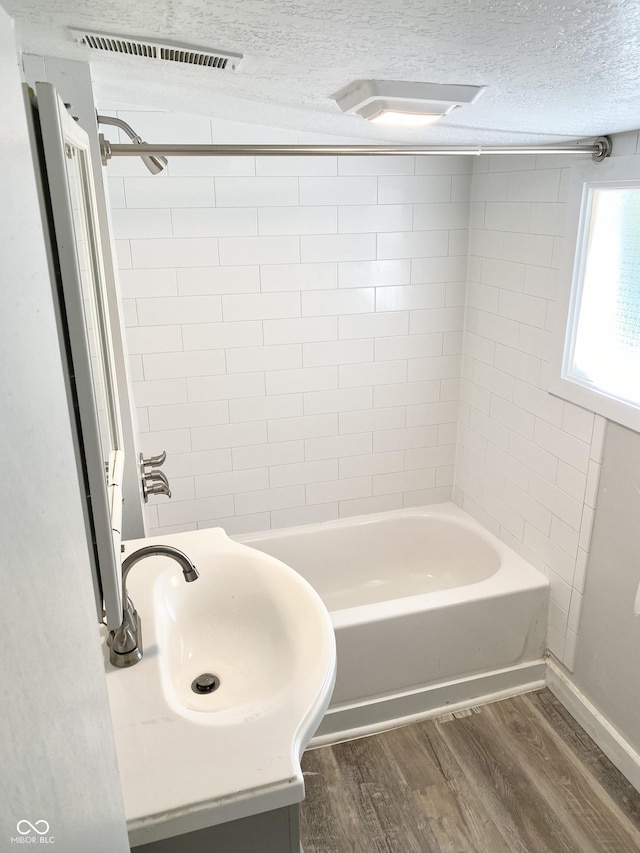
(104, 109), (470, 539)
(453, 153), (605, 671)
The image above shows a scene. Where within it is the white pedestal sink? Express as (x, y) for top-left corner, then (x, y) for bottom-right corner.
(103, 527), (336, 848)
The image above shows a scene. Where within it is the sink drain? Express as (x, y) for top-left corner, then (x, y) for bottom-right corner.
(191, 673), (220, 694)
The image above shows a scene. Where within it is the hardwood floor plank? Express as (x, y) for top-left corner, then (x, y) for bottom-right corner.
(300, 747), (360, 853)
(486, 696), (640, 852)
(417, 723), (516, 853)
(435, 705), (581, 853)
(302, 739), (427, 852)
(385, 722), (482, 852)
(378, 723), (484, 852)
(411, 784), (477, 853)
(331, 736), (438, 852)
(377, 721), (448, 791)
(525, 688), (640, 828)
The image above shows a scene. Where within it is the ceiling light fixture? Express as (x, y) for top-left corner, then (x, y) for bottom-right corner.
(364, 107), (443, 128)
(333, 80), (486, 127)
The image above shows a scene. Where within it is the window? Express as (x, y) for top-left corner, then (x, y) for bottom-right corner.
(551, 155), (640, 432)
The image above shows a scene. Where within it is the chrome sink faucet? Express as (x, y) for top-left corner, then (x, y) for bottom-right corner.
(108, 545), (199, 668)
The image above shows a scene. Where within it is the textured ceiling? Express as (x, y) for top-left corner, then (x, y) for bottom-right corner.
(7, 0), (640, 143)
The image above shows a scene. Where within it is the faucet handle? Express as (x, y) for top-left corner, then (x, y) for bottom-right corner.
(145, 470), (170, 489)
(108, 596), (143, 666)
(145, 481), (172, 499)
(141, 450), (167, 469)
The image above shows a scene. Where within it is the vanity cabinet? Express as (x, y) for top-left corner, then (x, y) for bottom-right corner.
(132, 804), (300, 853)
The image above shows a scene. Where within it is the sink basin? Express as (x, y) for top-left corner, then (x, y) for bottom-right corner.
(154, 540), (330, 715)
(103, 527), (336, 846)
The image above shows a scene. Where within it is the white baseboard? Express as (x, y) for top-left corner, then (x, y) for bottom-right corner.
(546, 660), (640, 792)
(310, 660), (546, 748)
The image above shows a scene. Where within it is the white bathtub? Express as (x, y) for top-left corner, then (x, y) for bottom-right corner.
(235, 502), (549, 743)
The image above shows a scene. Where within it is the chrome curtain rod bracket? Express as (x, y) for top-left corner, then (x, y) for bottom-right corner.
(99, 134), (111, 166)
(98, 135), (612, 163)
(591, 135), (613, 162)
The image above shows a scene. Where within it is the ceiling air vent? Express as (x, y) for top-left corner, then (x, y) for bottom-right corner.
(68, 28), (243, 71)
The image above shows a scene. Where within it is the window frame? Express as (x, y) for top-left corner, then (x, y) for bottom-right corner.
(550, 153), (640, 434)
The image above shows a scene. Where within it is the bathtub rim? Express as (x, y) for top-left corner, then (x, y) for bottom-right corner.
(235, 501), (500, 551)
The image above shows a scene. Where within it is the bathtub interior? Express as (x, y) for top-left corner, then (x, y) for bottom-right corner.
(237, 511), (502, 611)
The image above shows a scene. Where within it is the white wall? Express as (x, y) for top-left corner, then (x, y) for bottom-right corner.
(571, 421), (640, 755)
(454, 151), (608, 669)
(0, 8), (129, 851)
(100, 105), (471, 536)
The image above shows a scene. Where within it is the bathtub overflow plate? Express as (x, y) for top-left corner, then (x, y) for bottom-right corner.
(191, 673), (221, 694)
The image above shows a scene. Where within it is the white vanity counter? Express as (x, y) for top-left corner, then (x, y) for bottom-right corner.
(102, 527), (336, 847)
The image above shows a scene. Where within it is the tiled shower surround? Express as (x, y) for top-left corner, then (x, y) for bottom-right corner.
(104, 106), (611, 669)
(104, 110), (470, 535)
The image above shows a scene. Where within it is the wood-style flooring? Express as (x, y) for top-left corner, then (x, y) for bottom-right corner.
(300, 689), (640, 853)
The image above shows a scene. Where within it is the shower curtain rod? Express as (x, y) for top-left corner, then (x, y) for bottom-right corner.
(100, 135), (612, 163)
